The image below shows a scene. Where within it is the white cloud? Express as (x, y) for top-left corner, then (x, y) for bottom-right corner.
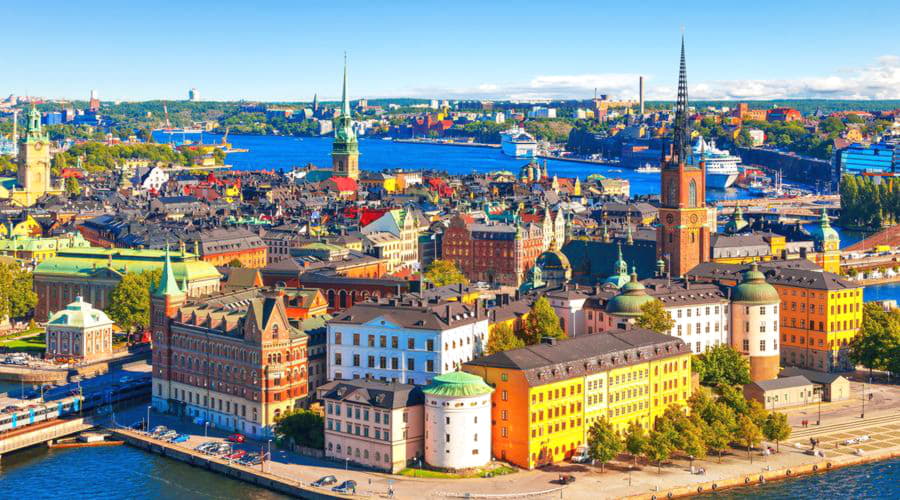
(389, 56), (900, 101)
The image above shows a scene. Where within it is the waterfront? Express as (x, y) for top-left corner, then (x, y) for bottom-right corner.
(0, 444), (285, 499)
(708, 457), (899, 499)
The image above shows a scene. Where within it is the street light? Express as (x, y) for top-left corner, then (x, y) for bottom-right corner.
(267, 439), (272, 473)
(205, 421), (210, 438)
(861, 381), (865, 419)
(146, 405), (152, 432)
(816, 387), (822, 426)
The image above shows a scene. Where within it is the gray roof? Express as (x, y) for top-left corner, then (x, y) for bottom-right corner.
(750, 375), (812, 391)
(330, 298), (485, 331)
(779, 366), (847, 385)
(687, 260), (860, 291)
(465, 328), (687, 387)
(317, 379), (424, 409)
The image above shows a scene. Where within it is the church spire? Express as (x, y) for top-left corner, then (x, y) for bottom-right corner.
(673, 35), (691, 166)
(154, 243), (183, 298)
(341, 52), (350, 117)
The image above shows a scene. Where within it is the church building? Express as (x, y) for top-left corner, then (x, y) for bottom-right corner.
(0, 106), (64, 206)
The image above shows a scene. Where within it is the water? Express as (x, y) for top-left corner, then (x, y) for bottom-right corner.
(864, 282), (900, 303)
(153, 131), (747, 200)
(706, 457), (899, 499)
(0, 443), (286, 499)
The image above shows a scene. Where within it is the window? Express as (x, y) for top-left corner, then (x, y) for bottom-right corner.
(426, 360), (434, 372)
(334, 353), (342, 365)
(760, 340), (766, 352)
(353, 333), (360, 346)
(408, 338), (415, 349)
(426, 339), (434, 351)
(368, 335), (375, 347)
(742, 339), (749, 351)
(334, 332), (342, 344)
(501, 390), (508, 401)
(688, 180), (697, 207)
(391, 336), (398, 349)
(407, 358), (415, 371)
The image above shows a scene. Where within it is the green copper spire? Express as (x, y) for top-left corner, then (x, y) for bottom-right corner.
(332, 52), (358, 152)
(154, 243), (183, 297)
(341, 52), (350, 117)
(24, 105), (47, 144)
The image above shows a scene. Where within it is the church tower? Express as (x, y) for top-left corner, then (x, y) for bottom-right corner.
(16, 106), (53, 206)
(150, 245), (186, 412)
(332, 54), (359, 180)
(657, 38), (710, 277)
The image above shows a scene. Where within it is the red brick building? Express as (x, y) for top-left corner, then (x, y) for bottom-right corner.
(442, 214), (544, 286)
(767, 107), (802, 123)
(150, 250), (308, 439)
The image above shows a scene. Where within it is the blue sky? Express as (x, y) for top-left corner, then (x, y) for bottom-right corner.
(4, 1), (899, 102)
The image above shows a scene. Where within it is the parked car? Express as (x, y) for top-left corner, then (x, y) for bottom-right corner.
(332, 480), (357, 494)
(213, 444), (232, 456)
(151, 426), (168, 435)
(158, 430), (178, 440)
(312, 475), (338, 487)
(553, 474), (576, 485)
(225, 450), (247, 461)
(195, 442), (218, 452)
(226, 433), (246, 443)
(170, 434), (190, 443)
(858, 435), (870, 443)
(570, 445), (591, 464)
(239, 453), (262, 465)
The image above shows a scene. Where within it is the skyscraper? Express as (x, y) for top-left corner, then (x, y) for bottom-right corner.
(656, 37), (710, 277)
(331, 54), (359, 180)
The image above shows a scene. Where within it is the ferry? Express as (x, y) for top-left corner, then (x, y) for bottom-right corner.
(500, 127), (537, 158)
(690, 136), (739, 189)
(636, 164), (661, 173)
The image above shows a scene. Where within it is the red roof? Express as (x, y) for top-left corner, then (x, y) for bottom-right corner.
(326, 176), (358, 192)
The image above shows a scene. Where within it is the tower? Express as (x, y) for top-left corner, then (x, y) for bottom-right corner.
(331, 53), (359, 180)
(656, 37), (710, 277)
(810, 208), (841, 273)
(730, 263), (780, 382)
(150, 245), (186, 412)
(16, 106), (53, 206)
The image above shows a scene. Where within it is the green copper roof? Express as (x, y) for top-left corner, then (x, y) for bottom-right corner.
(605, 270), (658, 317)
(807, 208), (839, 243)
(732, 263), (780, 304)
(333, 53), (358, 147)
(34, 247), (220, 282)
(154, 244), (184, 297)
(724, 205), (748, 233)
(422, 371), (494, 398)
(47, 296), (113, 329)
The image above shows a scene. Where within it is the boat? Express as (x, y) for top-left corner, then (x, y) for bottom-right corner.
(500, 127), (537, 158)
(636, 164), (661, 173)
(690, 136), (739, 189)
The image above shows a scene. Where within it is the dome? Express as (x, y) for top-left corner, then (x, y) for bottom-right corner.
(47, 296), (113, 328)
(807, 209), (840, 244)
(732, 263), (780, 304)
(536, 247), (571, 271)
(605, 271), (658, 317)
(422, 372), (494, 398)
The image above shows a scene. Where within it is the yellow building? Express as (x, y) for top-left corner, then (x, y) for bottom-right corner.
(463, 328), (691, 469)
(0, 233), (92, 263)
(0, 215), (44, 237)
(0, 107), (64, 207)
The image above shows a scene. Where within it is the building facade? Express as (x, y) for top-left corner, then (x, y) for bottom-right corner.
(442, 214), (544, 286)
(185, 228), (268, 269)
(422, 372), (493, 470)
(45, 296), (114, 362)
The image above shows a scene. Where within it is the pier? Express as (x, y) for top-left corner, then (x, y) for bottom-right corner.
(0, 417), (95, 460)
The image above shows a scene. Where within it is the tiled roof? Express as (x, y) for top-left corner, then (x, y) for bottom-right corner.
(318, 379), (424, 409)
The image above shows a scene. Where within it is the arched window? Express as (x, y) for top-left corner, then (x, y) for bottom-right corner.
(668, 180), (677, 206)
(688, 180), (697, 208)
(339, 290), (348, 308)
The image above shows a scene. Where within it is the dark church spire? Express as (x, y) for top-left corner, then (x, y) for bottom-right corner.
(673, 35), (691, 165)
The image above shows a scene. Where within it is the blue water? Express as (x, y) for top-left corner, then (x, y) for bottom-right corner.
(707, 457), (899, 499)
(154, 131), (749, 200)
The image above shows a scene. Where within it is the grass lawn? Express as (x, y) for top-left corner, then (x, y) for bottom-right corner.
(398, 464), (517, 479)
(0, 326), (45, 342)
(0, 333), (46, 353)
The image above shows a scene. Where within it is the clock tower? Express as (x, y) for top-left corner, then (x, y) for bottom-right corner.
(10, 106), (55, 207)
(332, 53), (359, 180)
(657, 38), (710, 277)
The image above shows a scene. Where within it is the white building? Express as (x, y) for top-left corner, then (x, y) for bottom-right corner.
(360, 208), (427, 271)
(528, 107), (557, 119)
(422, 372), (493, 470)
(45, 296), (114, 362)
(134, 165), (169, 193)
(730, 263), (781, 382)
(327, 298), (490, 386)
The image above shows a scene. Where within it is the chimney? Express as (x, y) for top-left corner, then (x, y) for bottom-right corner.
(445, 304), (452, 323)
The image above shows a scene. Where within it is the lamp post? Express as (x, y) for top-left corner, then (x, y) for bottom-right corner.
(146, 405), (151, 432)
(267, 439), (272, 473)
(861, 381), (865, 419)
(205, 421), (209, 438)
(816, 388), (822, 426)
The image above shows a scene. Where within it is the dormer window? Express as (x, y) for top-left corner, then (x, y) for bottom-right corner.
(272, 324), (279, 339)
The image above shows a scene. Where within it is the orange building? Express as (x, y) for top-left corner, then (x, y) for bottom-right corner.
(186, 228), (268, 268)
(282, 288), (329, 320)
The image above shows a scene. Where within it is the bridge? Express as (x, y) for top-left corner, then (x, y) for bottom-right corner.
(0, 417), (95, 459)
(844, 225), (900, 253)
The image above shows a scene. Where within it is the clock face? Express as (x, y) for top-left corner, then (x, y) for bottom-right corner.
(690, 214), (699, 224)
(33, 142), (42, 150)
(666, 214), (674, 224)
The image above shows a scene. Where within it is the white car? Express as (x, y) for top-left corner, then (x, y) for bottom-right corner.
(857, 435), (870, 443)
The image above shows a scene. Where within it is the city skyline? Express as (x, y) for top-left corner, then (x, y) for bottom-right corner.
(3, 1), (899, 102)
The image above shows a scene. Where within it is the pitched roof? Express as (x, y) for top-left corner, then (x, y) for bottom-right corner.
(317, 379), (424, 409)
(749, 375), (812, 391)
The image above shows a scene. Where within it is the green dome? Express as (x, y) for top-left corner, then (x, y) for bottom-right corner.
(422, 372), (494, 398)
(605, 271), (658, 317)
(732, 263), (780, 304)
(807, 209), (840, 243)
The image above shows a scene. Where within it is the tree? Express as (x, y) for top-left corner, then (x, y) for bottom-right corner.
(718, 383), (750, 417)
(692, 344), (751, 387)
(64, 176), (82, 197)
(850, 304), (900, 376)
(587, 417), (623, 472)
(520, 296), (566, 345)
(106, 269), (162, 333)
(424, 259), (468, 287)
(762, 412), (791, 452)
(705, 420), (732, 463)
(227, 258), (244, 268)
(736, 415), (763, 462)
(635, 300), (675, 334)
(624, 421), (648, 466)
(0, 264), (38, 321)
(486, 322), (525, 355)
(274, 409), (324, 449)
(644, 428), (673, 474)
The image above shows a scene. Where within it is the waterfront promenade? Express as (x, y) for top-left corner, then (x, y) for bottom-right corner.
(109, 394), (900, 499)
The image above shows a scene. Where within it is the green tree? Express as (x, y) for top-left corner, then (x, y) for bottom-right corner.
(587, 417), (623, 472)
(486, 322), (525, 355)
(520, 296), (566, 345)
(705, 420), (733, 463)
(693, 344), (751, 387)
(718, 383), (750, 417)
(106, 269), (162, 333)
(762, 412), (791, 452)
(635, 300), (674, 334)
(849, 304), (900, 376)
(624, 421), (648, 466)
(274, 409), (324, 449)
(644, 428), (673, 474)
(736, 415), (763, 462)
(64, 176), (82, 197)
(0, 264), (38, 320)
(424, 259), (469, 287)
(227, 258), (244, 268)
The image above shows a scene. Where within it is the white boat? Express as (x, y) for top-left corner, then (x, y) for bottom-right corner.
(636, 164), (661, 173)
(500, 127), (537, 158)
(690, 136), (739, 189)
